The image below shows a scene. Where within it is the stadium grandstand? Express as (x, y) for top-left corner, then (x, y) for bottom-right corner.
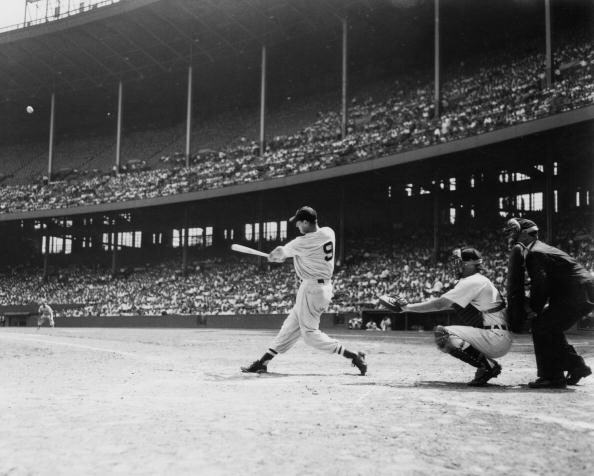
(0, 0), (591, 321)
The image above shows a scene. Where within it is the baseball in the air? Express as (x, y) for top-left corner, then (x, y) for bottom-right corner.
(26, 105), (34, 114)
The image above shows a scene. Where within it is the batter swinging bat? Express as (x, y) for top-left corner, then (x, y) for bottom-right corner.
(231, 243), (269, 258)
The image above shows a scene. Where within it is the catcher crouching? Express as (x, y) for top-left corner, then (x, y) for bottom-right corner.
(379, 247), (512, 386)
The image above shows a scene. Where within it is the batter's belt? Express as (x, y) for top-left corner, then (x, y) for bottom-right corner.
(302, 279), (331, 285)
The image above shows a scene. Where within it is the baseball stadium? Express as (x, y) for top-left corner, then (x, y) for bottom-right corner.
(0, 0), (593, 475)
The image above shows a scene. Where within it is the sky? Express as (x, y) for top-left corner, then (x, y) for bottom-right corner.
(0, 0), (26, 29)
(0, 0), (113, 30)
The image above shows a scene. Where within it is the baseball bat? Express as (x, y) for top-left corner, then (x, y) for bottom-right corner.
(231, 243), (269, 258)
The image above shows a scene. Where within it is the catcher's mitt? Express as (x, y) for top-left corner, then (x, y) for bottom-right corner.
(378, 295), (407, 312)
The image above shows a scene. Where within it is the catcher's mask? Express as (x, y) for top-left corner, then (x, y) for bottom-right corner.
(450, 247), (482, 278)
(504, 218), (538, 248)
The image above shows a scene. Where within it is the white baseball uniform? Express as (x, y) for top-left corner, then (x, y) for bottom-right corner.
(270, 226), (344, 355)
(442, 273), (512, 358)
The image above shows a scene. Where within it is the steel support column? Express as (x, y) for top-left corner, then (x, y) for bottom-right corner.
(434, 0), (441, 118)
(433, 181), (440, 264)
(115, 80), (123, 173)
(339, 185), (345, 265)
(259, 45), (267, 157)
(47, 91), (55, 180)
(185, 65), (193, 168)
(544, 0), (552, 88)
(341, 17), (348, 139)
(182, 208), (189, 272)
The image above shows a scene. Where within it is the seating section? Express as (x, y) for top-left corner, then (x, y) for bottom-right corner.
(0, 37), (592, 213)
(1, 217), (591, 317)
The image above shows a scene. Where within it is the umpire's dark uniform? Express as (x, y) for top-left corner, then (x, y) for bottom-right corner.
(512, 239), (594, 382)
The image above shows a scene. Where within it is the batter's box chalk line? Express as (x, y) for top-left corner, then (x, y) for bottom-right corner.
(342, 381), (412, 388)
(203, 371), (292, 381)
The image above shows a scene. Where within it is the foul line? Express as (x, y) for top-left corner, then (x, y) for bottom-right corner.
(0, 332), (145, 359)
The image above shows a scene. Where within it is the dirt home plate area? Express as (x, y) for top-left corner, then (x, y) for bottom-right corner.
(1, 328), (593, 476)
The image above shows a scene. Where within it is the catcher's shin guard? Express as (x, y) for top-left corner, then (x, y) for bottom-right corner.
(448, 345), (488, 369)
(468, 362), (502, 386)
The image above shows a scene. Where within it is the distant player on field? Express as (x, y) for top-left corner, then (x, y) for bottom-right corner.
(37, 299), (55, 329)
(379, 247), (512, 386)
(241, 206), (367, 375)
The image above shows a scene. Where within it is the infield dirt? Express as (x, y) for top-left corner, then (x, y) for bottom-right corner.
(1, 328), (593, 476)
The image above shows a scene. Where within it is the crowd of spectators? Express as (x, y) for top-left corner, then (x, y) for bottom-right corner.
(1, 217), (591, 318)
(0, 37), (592, 214)
(0, 258), (298, 317)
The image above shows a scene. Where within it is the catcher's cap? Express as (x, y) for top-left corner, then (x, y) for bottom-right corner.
(289, 206), (317, 223)
(504, 217), (539, 234)
(453, 247), (483, 264)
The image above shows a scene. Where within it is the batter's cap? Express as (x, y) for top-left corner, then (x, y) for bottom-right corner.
(289, 206), (318, 223)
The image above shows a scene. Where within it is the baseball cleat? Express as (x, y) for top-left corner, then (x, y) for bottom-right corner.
(566, 365), (592, 385)
(467, 362), (502, 386)
(527, 377), (567, 389)
(241, 360), (268, 374)
(351, 352), (367, 376)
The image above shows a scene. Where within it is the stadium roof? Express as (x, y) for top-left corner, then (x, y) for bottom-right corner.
(1, 0), (591, 140)
(5, 0), (591, 105)
(0, 0), (378, 100)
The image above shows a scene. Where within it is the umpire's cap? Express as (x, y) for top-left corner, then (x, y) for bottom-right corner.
(289, 206), (317, 223)
(504, 217), (539, 234)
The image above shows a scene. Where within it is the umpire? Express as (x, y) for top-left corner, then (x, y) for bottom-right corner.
(505, 218), (593, 388)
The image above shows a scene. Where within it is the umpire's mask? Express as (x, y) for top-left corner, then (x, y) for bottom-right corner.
(504, 218), (538, 249)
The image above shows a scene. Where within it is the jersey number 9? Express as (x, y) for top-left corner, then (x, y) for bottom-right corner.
(323, 241), (334, 261)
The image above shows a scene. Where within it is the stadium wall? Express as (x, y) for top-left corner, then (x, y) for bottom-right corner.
(3, 313), (337, 329)
(3, 312), (589, 332)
